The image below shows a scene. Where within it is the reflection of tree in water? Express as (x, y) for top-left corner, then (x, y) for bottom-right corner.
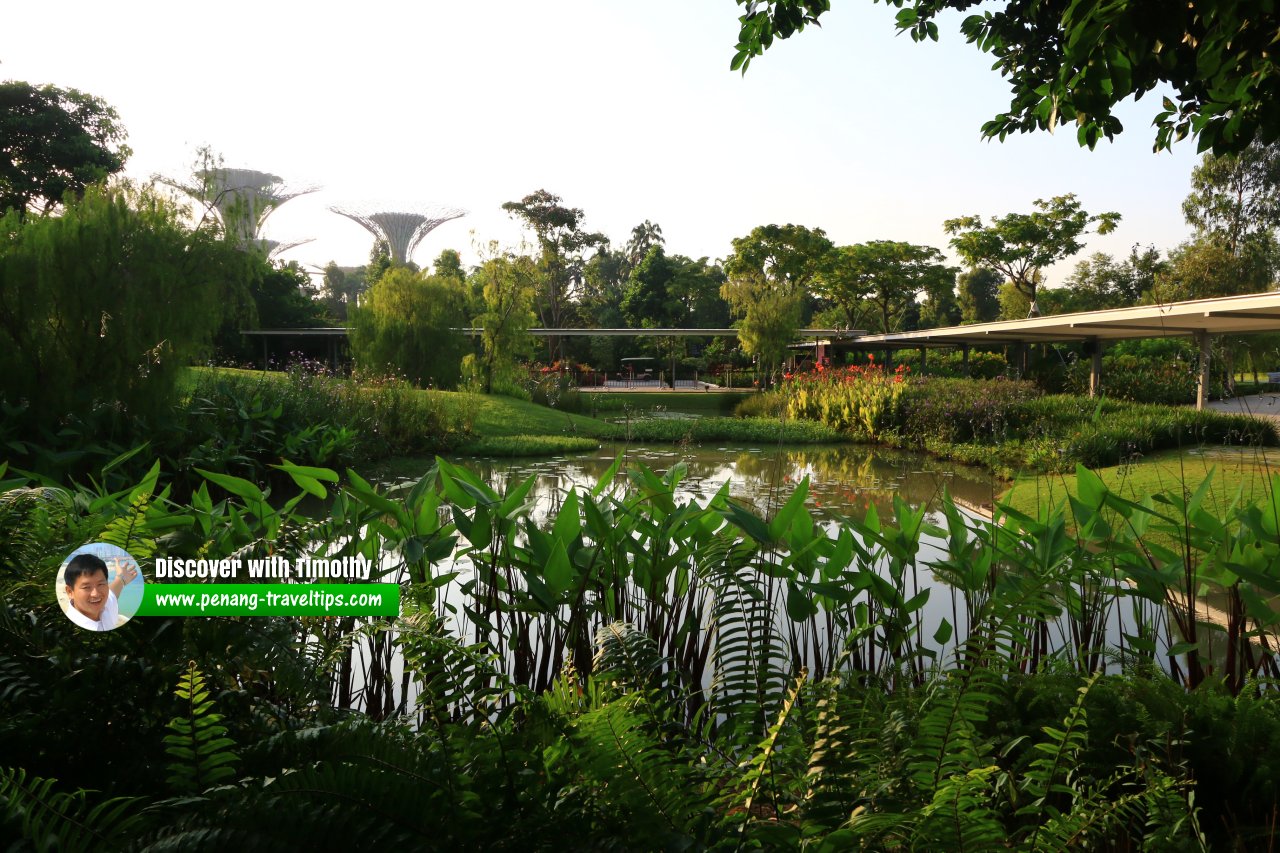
(450, 444), (997, 523)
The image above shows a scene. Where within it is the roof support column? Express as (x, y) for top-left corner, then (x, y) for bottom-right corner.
(920, 346), (927, 373)
(1195, 329), (1212, 411)
(961, 344), (970, 377)
(1088, 338), (1102, 398)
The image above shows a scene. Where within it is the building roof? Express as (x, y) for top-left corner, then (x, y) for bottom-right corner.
(852, 292), (1280, 347)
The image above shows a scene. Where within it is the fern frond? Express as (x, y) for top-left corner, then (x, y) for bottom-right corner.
(164, 661), (239, 793)
(0, 766), (146, 853)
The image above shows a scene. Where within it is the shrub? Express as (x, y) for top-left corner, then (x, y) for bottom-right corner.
(349, 267), (470, 389)
(0, 183), (251, 432)
(782, 361), (909, 437)
(175, 366), (472, 478)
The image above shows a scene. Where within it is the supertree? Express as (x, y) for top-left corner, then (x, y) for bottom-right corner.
(329, 203), (467, 265)
(160, 167), (317, 248)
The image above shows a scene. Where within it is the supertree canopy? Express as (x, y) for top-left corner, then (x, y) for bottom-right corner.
(160, 167), (316, 250)
(329, 203), (466, 265)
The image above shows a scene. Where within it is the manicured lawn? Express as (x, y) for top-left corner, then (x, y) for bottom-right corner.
(1000, 446), (1280, 521)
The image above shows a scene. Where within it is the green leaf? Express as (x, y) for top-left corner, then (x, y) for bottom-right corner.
(195, 468), (263, 504)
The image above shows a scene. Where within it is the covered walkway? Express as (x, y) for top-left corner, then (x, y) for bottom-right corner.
(850, 292), (1280, 409)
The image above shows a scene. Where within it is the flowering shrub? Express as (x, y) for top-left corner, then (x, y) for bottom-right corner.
(899, 377), (1041, 443)
(782, 361), (909, 438)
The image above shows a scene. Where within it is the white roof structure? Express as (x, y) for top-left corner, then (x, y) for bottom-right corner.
(852, 292), (1280, 346)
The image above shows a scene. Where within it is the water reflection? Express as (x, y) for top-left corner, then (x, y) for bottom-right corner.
(451, 442), (1000, 526)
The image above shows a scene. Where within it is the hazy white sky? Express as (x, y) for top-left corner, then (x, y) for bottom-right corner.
(6, 1), (1202, 285)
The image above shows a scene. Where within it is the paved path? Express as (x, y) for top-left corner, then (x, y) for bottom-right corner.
(1201, 392), (1280, 423)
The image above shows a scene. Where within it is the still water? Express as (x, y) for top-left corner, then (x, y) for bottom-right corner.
(451, 441), (1000, 524)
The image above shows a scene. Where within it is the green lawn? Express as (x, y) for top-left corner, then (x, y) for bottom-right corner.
(1000, 446), (1280, 521)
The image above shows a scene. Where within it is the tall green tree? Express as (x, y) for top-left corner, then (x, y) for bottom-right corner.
(1060, 247), (1164, 312)
(502, 189), (606, 360)
(0, 183), (248, 427)
(945, 195), (1121, 317)
(349, 268), (468, 388)
(956, 266), (1002, 324)
(730, 0), (1280, 154)
(1183, 140), (1280, 255)
(818, 241), (953, 333)
(473, 251), (538, 394)
(0, 81), (131, 216)
(722, 224), (833, 379)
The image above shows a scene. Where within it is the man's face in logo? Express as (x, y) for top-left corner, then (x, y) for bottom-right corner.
(67, 568), (109, 620)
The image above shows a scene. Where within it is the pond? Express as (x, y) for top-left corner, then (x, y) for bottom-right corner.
(342, 442), (1184, 718)
(452, 441), (1001, 524)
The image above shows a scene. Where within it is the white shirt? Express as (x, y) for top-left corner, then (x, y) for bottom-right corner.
(66, 589), (120, 631)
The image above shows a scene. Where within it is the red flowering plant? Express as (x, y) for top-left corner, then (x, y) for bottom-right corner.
(780, 361), (909, 437)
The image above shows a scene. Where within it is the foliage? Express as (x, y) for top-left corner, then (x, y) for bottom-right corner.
(1059, 245), (1164, 312)
(0, 80), (131, 216)
(457, 434), (601, 457)
(502, 189), (606, 360)
(956, 265), (1002, 323)
(723, 223), (833, 377)
(15, 456), (1280, 846)
(818, 240), (956, 333)
(473, 249), (538, 394)
(1152, 233), (1279, 302)
(945, 194), (1121, 313)
(783, 373), (1277, 474)
(1184, 138), (1280, 253)
(730, 0), (1280, 155)
(164, 662), (240, 793)
(349, 266), (470, 389)
(177, 367), (471, 478)
(0, 182), (250, 432)
(1064, 349), (1223, 405)
(783, 360), (910, 437)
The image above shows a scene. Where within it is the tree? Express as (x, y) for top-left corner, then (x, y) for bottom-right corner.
(721, 270), (804, 378)
(434, 248), (466, 282)
(723, 224), (833, 379)
(0, 183), (248, 427)
(0, 81), (131, 216)
(817, 241), (953, 333)
(917, 270), (961, 329)
(956, 266), (1002, 324)
(625, 220), (665, 266)
(349, 268), (469, 389)
(473, 250), (538, 394)
(945, 195), (1121, 316)
(1059, 247), (1163, 312)
(1183, 140), (1280, 255)
(621, 246), (677, 329)
(1151, 235), (1278, 303)
(729, 1), (1280, 154)
(502, 189), (606, 359)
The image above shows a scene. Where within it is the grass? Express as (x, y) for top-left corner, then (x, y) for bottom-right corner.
(579, 390), (750, 418)
(456, 435), (602, 457)
(1000, 446), (1280, 522)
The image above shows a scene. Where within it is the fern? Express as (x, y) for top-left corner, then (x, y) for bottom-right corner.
(0, 766), (145, 853)
(98, 490), (157, 563)
(723, 669), (807, 843)
(707, 561), (790, 745)
(568, 697), (711, 847)
(801, 677), (884, 831)
(164, 661), (239, 793)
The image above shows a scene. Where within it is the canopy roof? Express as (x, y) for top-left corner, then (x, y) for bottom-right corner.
(852, 292), (1280, 347)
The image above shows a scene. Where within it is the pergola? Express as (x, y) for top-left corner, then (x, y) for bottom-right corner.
(852, 292), (1280, 409)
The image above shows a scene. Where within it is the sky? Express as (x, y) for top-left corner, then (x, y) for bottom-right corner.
(6, 1), (1204, 287)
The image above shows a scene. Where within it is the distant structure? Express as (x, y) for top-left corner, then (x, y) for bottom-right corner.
(160, 167), (316, 252)
(329, 203), (467, 265)
(254, 237), (314, 260)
